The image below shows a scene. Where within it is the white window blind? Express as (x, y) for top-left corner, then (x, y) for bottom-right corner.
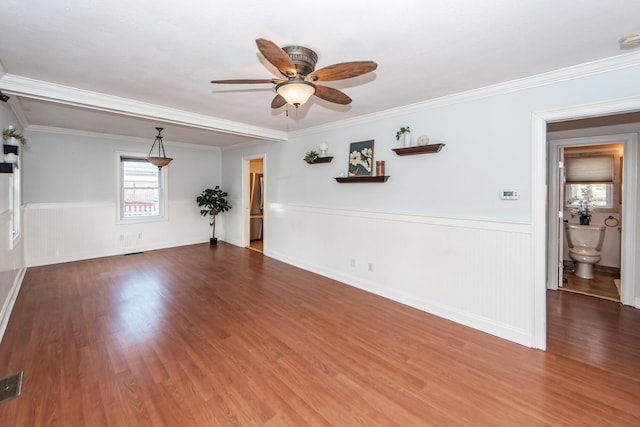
(565, 155), (614, 183)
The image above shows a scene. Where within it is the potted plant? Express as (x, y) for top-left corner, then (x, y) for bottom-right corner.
(196, 185), (232, 245)
(3, 125), (27, 146)
(395, 126), (411, 147)
(304, 150), (319, 164)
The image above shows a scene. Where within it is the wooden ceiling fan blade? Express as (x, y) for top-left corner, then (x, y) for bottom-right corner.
(314, 85), (352, 105)
(271, 94), (286, 109)
(306, 61), (377, 82)
(256, 38), (297, 78)
(211, 78), (282, 84)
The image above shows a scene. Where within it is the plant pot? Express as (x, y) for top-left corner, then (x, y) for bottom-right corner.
(210, 237), (218, 245)
(4, 137), (19, 146)
(403, 132), (411, 147)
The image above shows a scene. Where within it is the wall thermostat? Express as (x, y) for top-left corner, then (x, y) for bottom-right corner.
(500, 190), (519, 200)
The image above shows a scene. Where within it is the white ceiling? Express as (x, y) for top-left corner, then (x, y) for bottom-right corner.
(1, 0), (639, 148)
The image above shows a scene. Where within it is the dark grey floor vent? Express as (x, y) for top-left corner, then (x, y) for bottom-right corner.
(0, 371), (23, 403)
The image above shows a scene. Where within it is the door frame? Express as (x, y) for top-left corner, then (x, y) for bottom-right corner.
(532, 97), (640, 350)
(242, 154), (266, 249)
(547, 134), (637, 301)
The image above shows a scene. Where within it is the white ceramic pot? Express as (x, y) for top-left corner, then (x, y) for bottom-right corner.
(403, 132), (411, 147)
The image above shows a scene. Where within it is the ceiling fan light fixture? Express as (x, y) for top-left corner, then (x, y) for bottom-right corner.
(147, 127), (173, 168)
(276, 80), (316, 107)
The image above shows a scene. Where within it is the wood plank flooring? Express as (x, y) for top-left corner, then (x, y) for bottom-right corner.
(0, 243), (639, 426)
(561, 271), (620, 301)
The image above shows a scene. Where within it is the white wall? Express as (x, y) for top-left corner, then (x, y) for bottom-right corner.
(0, 103), (26, 343)
(222, 58), (640, 347)
(22, 130), (222, 266)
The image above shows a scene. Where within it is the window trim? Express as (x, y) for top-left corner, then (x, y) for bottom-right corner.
(115, 151), (169, 224)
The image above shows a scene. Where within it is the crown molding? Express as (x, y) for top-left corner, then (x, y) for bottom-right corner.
(0, 74), (287, 142)
(26, 125), (223, 151)
(290, 51), (640, 138)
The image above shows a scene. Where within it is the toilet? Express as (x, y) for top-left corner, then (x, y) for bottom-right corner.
(564, 224), (605, 279)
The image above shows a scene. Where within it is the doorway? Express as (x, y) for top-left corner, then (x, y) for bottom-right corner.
(243, 156), (265, 253)
(547, 138), (625, 302)
(531, 103), (640, 350)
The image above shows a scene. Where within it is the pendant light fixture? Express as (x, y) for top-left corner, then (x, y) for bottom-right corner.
(147, 127), (173, 168)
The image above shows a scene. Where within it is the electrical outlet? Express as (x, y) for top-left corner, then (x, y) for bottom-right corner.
(368, 263), (373, 272)
(350, 258), (356, 268)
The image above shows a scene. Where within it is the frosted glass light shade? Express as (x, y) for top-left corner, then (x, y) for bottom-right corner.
(276, 81), (316, 106)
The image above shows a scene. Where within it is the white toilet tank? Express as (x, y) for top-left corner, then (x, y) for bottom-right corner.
(565, 224), (605, 250)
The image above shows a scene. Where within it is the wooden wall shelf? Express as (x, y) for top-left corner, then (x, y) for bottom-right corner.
(334, 176), (389, 183)
(392, 143), (445, 156)
(0, 162), (14, 173)
(3, 145), (19, 155)
(306, 156), (333, 164)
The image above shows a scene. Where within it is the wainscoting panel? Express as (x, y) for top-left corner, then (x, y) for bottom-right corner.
(0, 208), (25, 343)
(265, 204), (534, 346)
(24, 200), (212, 267)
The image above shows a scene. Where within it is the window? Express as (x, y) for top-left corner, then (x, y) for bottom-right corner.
(564, 154), (614, 209)
(118, 155), (167, 222)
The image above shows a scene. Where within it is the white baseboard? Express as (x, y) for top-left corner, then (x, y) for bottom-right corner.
(0, 267), (26, 344)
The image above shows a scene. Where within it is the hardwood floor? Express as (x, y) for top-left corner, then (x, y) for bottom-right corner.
(0, 243), (639, 425)
(561, 271), (620, 301)
(248, 239), (263, 253)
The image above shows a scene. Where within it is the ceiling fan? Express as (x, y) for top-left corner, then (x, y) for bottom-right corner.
(211, 38), (377, 109)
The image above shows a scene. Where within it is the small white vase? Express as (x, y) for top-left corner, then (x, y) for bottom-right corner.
(5, 137), (19, 146)
(403, 132), (411, 147)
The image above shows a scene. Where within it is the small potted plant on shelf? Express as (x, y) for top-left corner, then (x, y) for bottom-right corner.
(304, 150), (319, 164)
(395, 126), (411, 147)
(3, 125), (27, 146)
(196, 185), (232, 245)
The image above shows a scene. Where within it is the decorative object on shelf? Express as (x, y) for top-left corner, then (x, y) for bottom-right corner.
(417, 135), (430, 146)
(376, 160), (385, 176)
(304, 150), (320, 164)
(147, 127), (173, 168)
(334, 176), (389, 183)
(3, 152), (18, 165)
(196, 185), (232, 245)
(319, 142), (328, 157)
(2, 126), (27, 145)
(392, 143), (446, 156)
(395, 126), (411, 147)
(348, 139), (374, 176)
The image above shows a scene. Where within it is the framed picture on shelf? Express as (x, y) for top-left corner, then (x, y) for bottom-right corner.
(348, 139), (374, 176)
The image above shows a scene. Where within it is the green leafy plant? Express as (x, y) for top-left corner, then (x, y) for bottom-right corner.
(196, 186), (232, 242)
(395, 126), (411, 141)
(2, 126), (27, 145)
(304, 150), (320, 163)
